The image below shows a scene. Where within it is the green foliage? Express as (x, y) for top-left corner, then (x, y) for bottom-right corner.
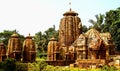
(82, 25), (88, 33)
(15, 63), (28, 71)
(4, 58), (16, 71)
(0, 30), (15, 45)
(0, 62), (5, 69)
(1, 58), (120, 71)
(103, 7), (120, 50)
(101, 65), (117, 71)
(0, 30), (25, 47)
(34, 25), (58, 57)
(89, 14), (104, 32)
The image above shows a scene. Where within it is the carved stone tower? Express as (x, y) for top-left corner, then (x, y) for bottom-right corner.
(47, 37), (59, 61)
(23, 34), (36, 63)
(59, 9), (82, 47)
(7, 33), (22, 61)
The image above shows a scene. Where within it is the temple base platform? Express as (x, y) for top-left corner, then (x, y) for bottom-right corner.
(46, 60), (75, 66)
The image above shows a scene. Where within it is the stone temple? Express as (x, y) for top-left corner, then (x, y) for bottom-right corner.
(5, 33), (36, 63)
(46, 8), (115, 68)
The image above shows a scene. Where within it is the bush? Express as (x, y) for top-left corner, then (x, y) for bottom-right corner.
(4, 58), (16, 71)
(101, 65), (117, 71)
(0, 62), (5, 69)
(15, 62), (28, 71)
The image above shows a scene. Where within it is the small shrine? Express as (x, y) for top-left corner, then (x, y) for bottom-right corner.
(0, 43), (6, 61)
(23, 34), (36, 63)
(7, 33), (22, 61)
(47, 37), (59, 61)
(74, 28), (115, 68)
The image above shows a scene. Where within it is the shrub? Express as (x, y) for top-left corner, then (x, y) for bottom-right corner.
(15, 62), (28, 71)
(4, 58), (16, 71)
(101, 65), (117, 71)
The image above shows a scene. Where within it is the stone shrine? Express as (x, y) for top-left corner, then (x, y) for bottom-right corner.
(47, 37), (59, 61)
(7, 33), (22, 61)
(0, 43), (6, 61)
(74, 28), (115, 68)
(46, 8), (115, 68)
(23, 34), (36, 62)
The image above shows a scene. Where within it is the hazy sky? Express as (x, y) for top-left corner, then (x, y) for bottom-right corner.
(0, 0), (120, 36)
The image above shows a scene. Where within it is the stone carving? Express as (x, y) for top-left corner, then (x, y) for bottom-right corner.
(73, 34), (87, 60)
(23, 34), (36, 62)
(0, 43), (6, 61)
(85, 28), (102, 59)
(100, 33), (115, 55)
(7, 33), (22, 61)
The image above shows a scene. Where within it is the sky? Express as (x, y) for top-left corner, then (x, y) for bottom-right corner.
(0, 0), (120, 36)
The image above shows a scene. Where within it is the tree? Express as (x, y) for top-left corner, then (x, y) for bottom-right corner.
(82, 25), (88, 33)
(0, 30), (25, 47)
(88, 14), (104, 32)
(103, 7), (120, 50)
(34, 25), (58, 53)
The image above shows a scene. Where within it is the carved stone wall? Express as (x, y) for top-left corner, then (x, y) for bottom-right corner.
(7, 33), (22, 61)
(73, 34), (87, 60)
(23, 34), (36, 62)
(59, 9), (82, 47)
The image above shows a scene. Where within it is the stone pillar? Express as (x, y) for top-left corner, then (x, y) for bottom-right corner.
(106, 46), (109, 60)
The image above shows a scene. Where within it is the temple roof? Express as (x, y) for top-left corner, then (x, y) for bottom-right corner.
(85, 28), (100, 37)
(26, 33), (32, 39)
(100, 33), (113, 45)
(85, 28), (102, 50)
(63, 9), (78, 16)
(0, 43), (4, 46)
(100, 33), (111, 39)
(73, 34), (86, 46)
(11, 33), (19, 38)
(50, 37), (57, 41)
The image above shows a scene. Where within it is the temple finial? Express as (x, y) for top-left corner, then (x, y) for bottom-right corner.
(14, 29), (17, 34)
(28, 33), (30, 36)
(69, 2), (72, 11)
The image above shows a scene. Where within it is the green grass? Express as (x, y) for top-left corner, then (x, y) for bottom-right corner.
(0, 69), (4, 71)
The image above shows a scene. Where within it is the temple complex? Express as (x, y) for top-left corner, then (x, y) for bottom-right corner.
(46, 8), (115, 68)
(23, 34), (36, 62)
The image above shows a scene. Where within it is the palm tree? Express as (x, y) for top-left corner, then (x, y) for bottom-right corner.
(89, 14), (104, 32)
